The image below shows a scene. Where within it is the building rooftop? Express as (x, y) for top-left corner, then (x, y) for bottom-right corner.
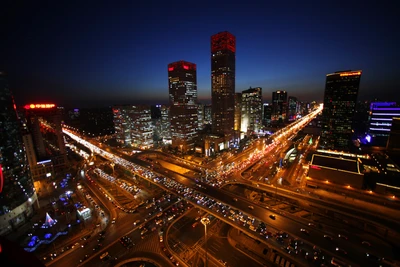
(311, 154), (360, 174)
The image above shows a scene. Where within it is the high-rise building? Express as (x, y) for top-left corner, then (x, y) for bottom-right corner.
(0, 72), (37, 235)
(160, 105), (171, 144)
(168, 60), (198, 152)
(234, 93), (242, 133)
(287, 96), (299, 121)
(263, 103), (272, 126)
(211, 31), (236, 139)
(203, 104), (212, 125)
(113, 105), (153, 149)
(22, 103), (68, 179)
(368, 102), (400, 147)
(197, 103), (204, 130)
(320, 70), (362, 150)
(241, 87), (262, 134)
(272, 90), (288, 122)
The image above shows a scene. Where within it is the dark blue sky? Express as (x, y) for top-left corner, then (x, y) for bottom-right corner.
(1, 1), (399, 108)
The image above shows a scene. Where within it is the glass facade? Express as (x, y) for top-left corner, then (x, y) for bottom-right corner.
(211, 31), (236, 138)
(0, 72), (35, 229)
(320, 70), (362, 150)
(168, 61), (198, 152)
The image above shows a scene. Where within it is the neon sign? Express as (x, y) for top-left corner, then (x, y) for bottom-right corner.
(24, 104), (56, 109)
(340, 71), (361, 77)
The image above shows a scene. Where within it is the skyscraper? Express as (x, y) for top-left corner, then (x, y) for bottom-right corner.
(234, 93), (242, 133)
(287, 96), (299, 121)
(0, 72), (37, 235)
(211, 31), (236, 139)
(241, 87), (263, 134)
(320, 70), (362, 150)
(272, 90), (288, 122)
(168, 60), (198, 152)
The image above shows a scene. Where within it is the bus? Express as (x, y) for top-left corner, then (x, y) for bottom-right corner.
(331, 257), (351, 267)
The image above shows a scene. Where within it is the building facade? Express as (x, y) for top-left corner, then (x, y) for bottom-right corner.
(272, 90), (288, 122)
(113, 105), (153, 149)
(263, 103), (272, 126)
(211, 31), (236, 140)
(22, 103), (68, 179)
(0, 72), (38, 235)
(287, 96), (299, 121)
(168, 60), (198, 152)
(368, 102), (400, 147)
(320, 70), (362, 151)
(241, 87), (262, 134)
(234, 93), (242, 133)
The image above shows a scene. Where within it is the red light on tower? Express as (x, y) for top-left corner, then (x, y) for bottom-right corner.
(183, 65), (189, 70)
(168, 67), (174, 71)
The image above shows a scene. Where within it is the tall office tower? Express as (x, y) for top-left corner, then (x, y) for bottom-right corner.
(234, 93), (242, 133)
(211, 31), (236, 139)
(368, 102), (400, 147)
(0, 72), (37, 235)
(130, 105), (153, 149)
(168, 60), (198, 152)
(160, 105), (171, 144)
(197, 103), (204, 130)
(241, 87), (263, 134)
(272, 90), (288, 122)
(22, 103), (68, 178)
(113, 105), (153, 149)
(287, 96), (298, 121)
(263, 103), (272, 126)
(320, 70), (362, 150)
(113, 106), (132, 146)
(203, 104), (212, 125)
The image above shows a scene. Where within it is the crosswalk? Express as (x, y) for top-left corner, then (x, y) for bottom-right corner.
(131, 231), (162, 254)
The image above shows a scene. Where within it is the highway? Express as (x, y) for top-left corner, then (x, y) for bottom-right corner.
(61, 105), (397, 266)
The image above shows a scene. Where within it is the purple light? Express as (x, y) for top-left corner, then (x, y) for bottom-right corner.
(365, 135), (371, 143)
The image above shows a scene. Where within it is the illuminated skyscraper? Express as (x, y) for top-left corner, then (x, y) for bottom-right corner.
(0, 72), (37, 235)
(241, 87), (262, 134)
(287, 96), (299, 121)
(168, 60), (198, 152)
(320, 70), (362, 150)
(113, 105), (153, 149)
(234, 93), (242, 133)
(211, 31), (236, 139)
(272, 90), (287, 122)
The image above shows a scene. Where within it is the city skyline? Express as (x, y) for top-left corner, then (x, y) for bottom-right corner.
(1, 2), (399, 108)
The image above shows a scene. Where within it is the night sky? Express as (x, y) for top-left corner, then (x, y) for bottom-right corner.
(1, 1), (399, 108)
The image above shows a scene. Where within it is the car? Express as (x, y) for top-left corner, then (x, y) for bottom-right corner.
(248, 205), (254, 210)
(338, 234), (348, 240)
(300, 228), (309, 235)
(308, 222), (315, 227)
(335, 247), (347, 255)
(111, 218), (116, 224)
(323, 234), (333, 241)
(361, 241), (372, 247)
(79, 254), (89, 263)
(269, 214), (276, 220)
(233, 198), (238, 202)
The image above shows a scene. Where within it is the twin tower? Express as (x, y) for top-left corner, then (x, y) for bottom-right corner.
(168, 31), (236, 152)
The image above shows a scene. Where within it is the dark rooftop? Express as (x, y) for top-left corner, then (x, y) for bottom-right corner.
(311, 154), (360, 173)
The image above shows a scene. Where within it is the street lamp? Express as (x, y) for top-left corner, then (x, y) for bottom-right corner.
(201, 217), (210, 267)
